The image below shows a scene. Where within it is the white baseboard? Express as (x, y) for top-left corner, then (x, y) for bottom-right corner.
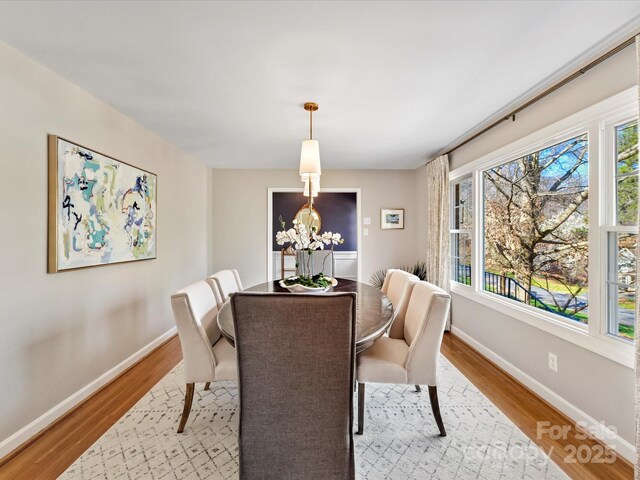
(450, 326), (636, 463)
(0, 327), (177, 461)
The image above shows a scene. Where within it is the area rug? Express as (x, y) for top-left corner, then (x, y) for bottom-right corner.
(60, 356), (567, 479)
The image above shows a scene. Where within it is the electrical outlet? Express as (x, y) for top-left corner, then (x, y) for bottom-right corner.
(363, 228), (369, 236)
(548, 352), (558, 372)
(363, 217), (371, 225)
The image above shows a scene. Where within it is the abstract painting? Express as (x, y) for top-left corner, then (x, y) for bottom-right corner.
(48, 136), (157, 272)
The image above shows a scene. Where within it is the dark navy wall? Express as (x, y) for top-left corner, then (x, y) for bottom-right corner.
(272, 192), (357, 251)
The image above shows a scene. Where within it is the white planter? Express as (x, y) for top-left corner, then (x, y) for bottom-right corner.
(279, 276), (338, 293)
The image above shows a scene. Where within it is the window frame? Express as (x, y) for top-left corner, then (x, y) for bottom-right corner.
(450, 176), (473, 287)
(601, 114), (639, 343)
(449, 87), (637, 368)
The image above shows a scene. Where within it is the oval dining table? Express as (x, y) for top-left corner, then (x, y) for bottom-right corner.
(216, 278), (394, 353)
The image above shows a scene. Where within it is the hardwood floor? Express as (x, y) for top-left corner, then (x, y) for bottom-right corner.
(0, 336), (182, 480)
(441, 333), (633, 479)
(0, 332), (632, 479)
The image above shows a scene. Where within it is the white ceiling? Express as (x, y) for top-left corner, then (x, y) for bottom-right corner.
(0, 1), (638, 169)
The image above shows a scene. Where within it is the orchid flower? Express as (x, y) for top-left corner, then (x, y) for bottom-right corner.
(275, 219), (344, 252)
(275, 231), (289, 245)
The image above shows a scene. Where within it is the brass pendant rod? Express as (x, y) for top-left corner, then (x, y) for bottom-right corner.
(303, 101), (318, 139)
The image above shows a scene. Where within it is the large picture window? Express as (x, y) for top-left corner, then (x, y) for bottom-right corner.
(607, 120), (638, 341)
(449, 88), (637, 367)
(483, 134), (589, 323)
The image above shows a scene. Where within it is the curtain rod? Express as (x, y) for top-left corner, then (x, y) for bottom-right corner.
(431, 35), (637, 162)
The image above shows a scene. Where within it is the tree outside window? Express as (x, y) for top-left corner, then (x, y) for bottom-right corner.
(608, 120), (638, 340)
(483, 134), (589, 323)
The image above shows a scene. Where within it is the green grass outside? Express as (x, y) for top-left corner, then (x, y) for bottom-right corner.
(482, 271), (588, 297)
(482, 281), (588, 322)
(539, 303), (588, 323)
(619, 299), (635, 310)
(530, 275), (588, 296)
(461, 272), (636, 340)
(619, 324), (634, 340)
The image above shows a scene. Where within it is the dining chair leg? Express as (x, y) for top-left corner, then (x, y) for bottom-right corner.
(428, 385), (446, 437)
(177, 383), (195, 433)
(414, 385), (421, 393)
(357, 383), (365, 435)
(204, 382), (211, 391)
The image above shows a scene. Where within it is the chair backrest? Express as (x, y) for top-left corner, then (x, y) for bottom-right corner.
(231, 292), (357, 480)
(280, 246), (296, 280)
(385, 270), (420, 339)
(208, 269), (244, 303)
(205, 277), (224, 307)
(380, 268), (398, 294)
(402, 281), (451, 386)
(170, 281), (220, 383)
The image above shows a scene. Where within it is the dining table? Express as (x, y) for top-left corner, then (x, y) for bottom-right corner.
(216, 277), (394, 353)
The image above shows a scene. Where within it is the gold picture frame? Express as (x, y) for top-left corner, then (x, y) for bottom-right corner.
(48, 135), (157, 273)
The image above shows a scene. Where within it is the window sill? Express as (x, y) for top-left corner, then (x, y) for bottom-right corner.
(450, 282), (634, 368)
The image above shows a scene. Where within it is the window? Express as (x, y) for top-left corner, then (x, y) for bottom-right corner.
(451, 176), (472, 285)
(483, 134), (589, 324)
(448, 88), (638, 367)
(607, 120), (638, 341)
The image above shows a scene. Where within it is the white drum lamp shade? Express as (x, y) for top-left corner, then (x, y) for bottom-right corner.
(299, 139), (321, 176)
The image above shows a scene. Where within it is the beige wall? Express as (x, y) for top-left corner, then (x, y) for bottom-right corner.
(441, 45), (637, 446)
(211, 169), (419, 288)
(451, 47), (637, 170)
(0, 41), (211, 444)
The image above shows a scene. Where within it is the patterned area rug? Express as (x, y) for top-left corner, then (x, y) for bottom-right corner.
(61, 356), (567, 479)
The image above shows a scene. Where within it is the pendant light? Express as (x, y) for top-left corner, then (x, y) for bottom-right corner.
(299, 102), (321, 204)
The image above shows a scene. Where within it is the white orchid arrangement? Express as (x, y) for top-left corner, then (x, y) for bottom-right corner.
(275, 219), (343, 251)
(276, 216), (344, 285)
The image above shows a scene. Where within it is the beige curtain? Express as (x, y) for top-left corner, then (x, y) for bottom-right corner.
(635, 34), (640, 480)
(424, 154), (450, 327)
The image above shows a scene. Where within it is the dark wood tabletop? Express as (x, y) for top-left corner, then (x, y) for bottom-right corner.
(216, 278), (394, 353)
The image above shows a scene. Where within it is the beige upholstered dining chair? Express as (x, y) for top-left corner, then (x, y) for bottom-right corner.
(170, 281), (237, 433)
(381, 269), (420, 337)
(231, 292), (357, 480)
(380, 268), (398, 294)
(207, 269), (244, 305)
(356, 281), (451, 436)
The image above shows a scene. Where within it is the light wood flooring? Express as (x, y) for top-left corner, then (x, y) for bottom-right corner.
(0, 333), (632, 479)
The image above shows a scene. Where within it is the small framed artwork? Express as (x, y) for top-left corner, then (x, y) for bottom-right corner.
(380, 208), (404, 230)
(48, 135), (157, 273)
